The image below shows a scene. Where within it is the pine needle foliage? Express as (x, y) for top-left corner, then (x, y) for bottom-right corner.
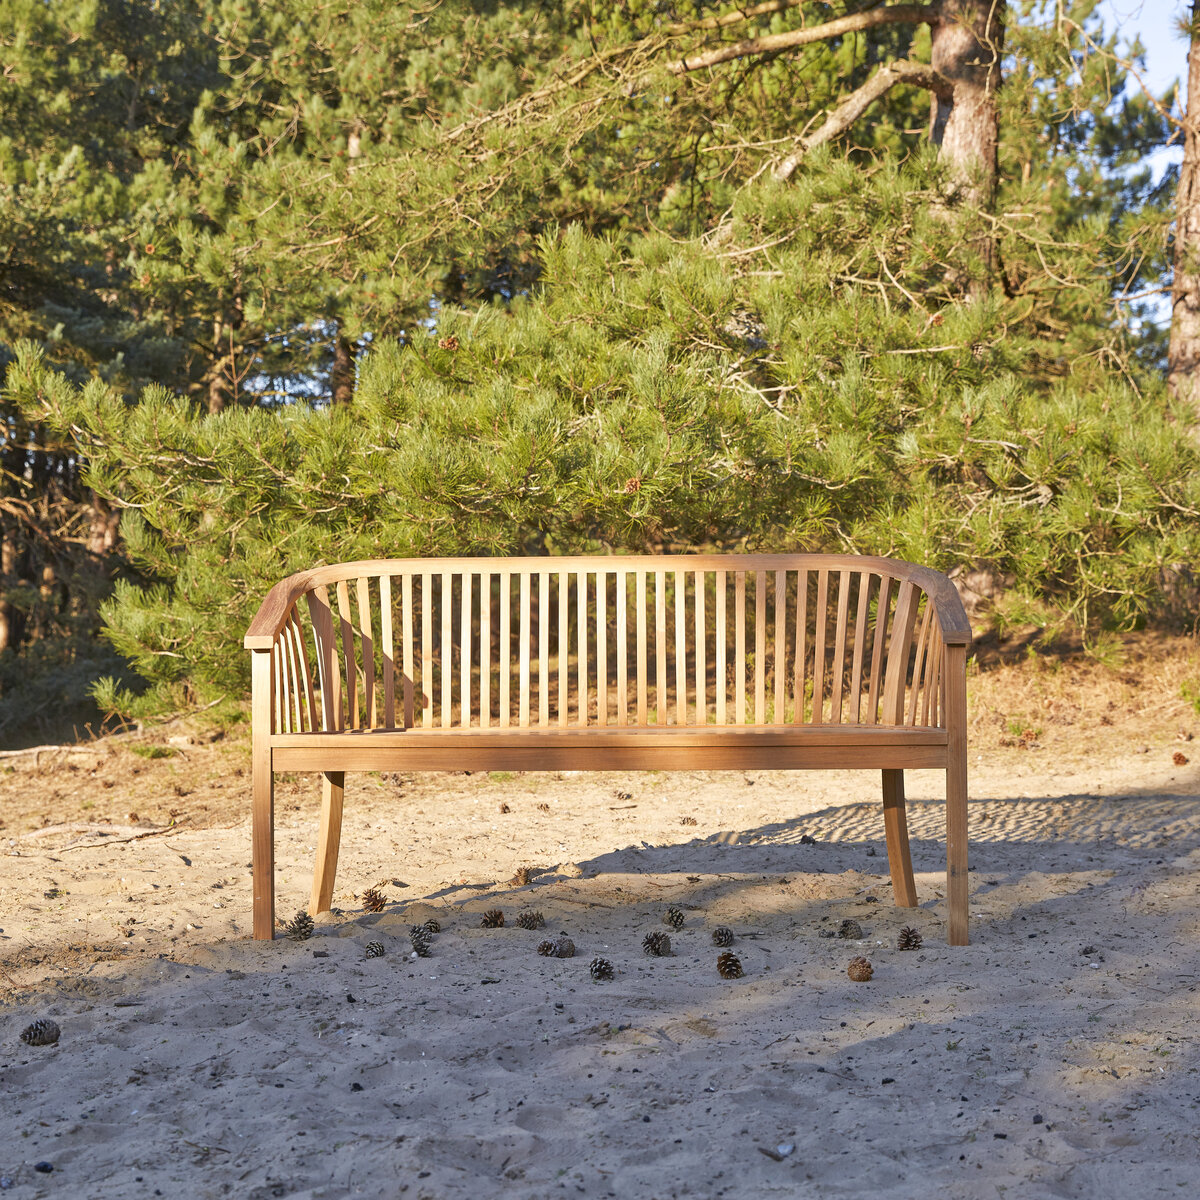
(7, 154), (1198, 706)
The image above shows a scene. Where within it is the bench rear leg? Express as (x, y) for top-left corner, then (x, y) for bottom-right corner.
(311, 770), (346, 915)
(881, 768), (918, 908)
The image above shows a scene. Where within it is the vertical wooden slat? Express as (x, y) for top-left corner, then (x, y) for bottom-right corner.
(773, 570), (786, 724)
(288, 609), (317, 733)
(908, 598), (934, 726)
(336, 580), (359, 730)
(381, 575), (395, 730)
(306, 585), (340, 732)
(849, 573), (871, 725)
(273, 632), (286, 734)
(715, 570), (727, 726)
(500, 572), (512, 728)
(655, 570), (667, 726)
(356, 577), (375, 730)
(812, 570), (829, 724)
(276, 617), (293, 734)
(481, 573), (491, 729)
(441, 571), (453, 729)
(420, 572), (432, 729)
(636, 571), (648, 726)
(519, 572), (532, 728)
(754, 570), (766, 725)
(558, 573), (568, 727)
(923, 615), (941, 726)
(830, 569), (851, 725)
(283, 613), (303, 732)
(616, 571), (628, 727)
(461, 572), (473, 729)
(881, 581), (919, 725)
(866, 575), (892, 725)
(794, 569), (808, 724)
(402, 574), (415, 729)
(735, 572), (746, 725)
(695, 571), (707, 726)
(597, 570), (607, 727)
(675, 570), (687, 727)
(539, 571), (550, 728)
(577, 571), (588, 727)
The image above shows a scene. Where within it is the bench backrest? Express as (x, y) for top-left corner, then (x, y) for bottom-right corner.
(245, 555), (970, 737)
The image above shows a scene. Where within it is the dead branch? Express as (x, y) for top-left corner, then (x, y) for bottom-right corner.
(773, 59), (951, 180)
(669, 4), (937, 75)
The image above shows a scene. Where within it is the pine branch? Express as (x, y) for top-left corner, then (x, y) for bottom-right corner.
(668, 3), (938, 75)
(664, 0), (811, 35)
(774, 59), (952, 180)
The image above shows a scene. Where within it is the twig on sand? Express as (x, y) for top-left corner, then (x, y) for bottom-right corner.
(20, 820), (188, 851)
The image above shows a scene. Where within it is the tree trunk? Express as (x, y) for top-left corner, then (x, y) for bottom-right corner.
(929, 0), (1004, 205)
(1169, 1), (1200, 415)
(88, 490), (121, 559)
(0, 525), (17, 654)
(331, 333), (356, 406)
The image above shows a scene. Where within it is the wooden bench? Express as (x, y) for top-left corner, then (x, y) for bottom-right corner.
(245, 554), (972, 944)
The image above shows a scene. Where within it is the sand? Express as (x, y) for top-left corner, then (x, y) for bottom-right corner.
(2, 654), (1199, 1199)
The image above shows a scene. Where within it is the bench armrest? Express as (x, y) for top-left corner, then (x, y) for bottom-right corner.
(907, 565), (972, 647)
(244, 569), (321, 649)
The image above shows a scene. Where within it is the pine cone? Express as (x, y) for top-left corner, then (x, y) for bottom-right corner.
(838, 919), (863, 940)
(642, 931), (671, 957)
(712, 926), (734, 947)
(679, 816), (698, 826)
(897, 926), (923, 951)
(590, 957), (614, 981)
(423, 918), (441, 935)
(365, 941), (385, 959)
(481, 909), (505, 928)
(552, 934), (575, 958)
(716, 951), (744, 979)
(847, 956), (873, 982)
(285, 910), (314, 942)
(409, 925), (433, 957)
(516, 909), (545, 930)
(663, 907), (685, 930)
(361, 887), (386, 913)
(537, 939), (556, 956)
(20, 1019), (60, 1047)
(509, 865), (536, 886)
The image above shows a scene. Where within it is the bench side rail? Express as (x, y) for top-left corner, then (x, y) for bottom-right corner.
(246, 556), (968, 736)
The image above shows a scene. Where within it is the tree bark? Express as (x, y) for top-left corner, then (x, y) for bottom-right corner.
(0, 525), (17, 654)
(1169, 1), (1200, 414)
(331, 333), (356, 406)
(88, 490), (121, 558)
(928, 0), (1005, 205)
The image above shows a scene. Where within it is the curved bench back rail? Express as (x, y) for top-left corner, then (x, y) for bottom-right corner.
(245, 554), (970, 738)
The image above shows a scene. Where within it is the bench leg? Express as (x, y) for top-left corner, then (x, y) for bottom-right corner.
(881, 768), (918, 907)
(311, 770), (345, 915)
(251, 651), (275, 939)
(946, 755), (969, 946)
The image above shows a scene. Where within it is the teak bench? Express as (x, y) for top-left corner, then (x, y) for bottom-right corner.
(245, 554), (972, 944)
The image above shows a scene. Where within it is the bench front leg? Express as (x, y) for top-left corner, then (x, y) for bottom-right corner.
(881, 769), (918, 907)
(311, 771), (345, 915)
(251, 649), (276, 939)
(945, 643), (969, 946)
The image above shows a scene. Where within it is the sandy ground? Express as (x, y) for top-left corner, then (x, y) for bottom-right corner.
(2, 639), (1200, 1199)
